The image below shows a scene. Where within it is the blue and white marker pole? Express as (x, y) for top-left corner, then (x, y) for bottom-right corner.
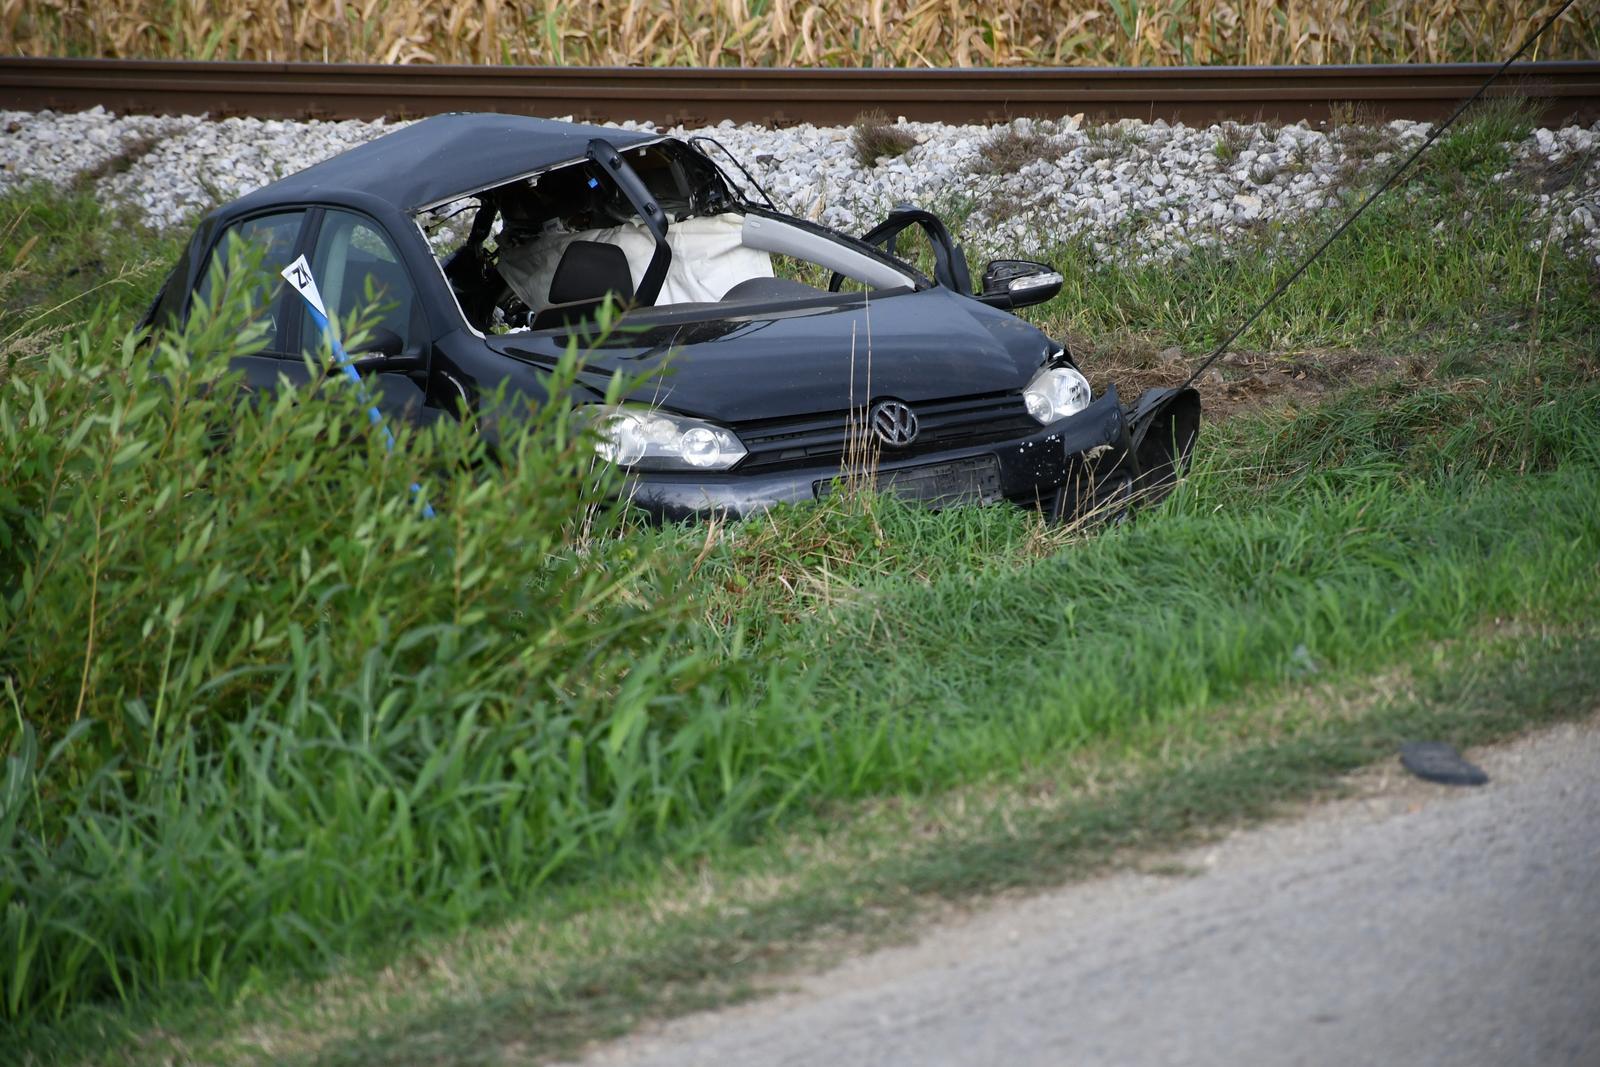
(280, 254), (434, 518)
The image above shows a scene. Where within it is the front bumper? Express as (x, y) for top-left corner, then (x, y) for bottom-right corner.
(626, 386), (1132, 523)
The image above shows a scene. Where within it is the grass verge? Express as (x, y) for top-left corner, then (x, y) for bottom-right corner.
(8, 349), (1599, 1064)
(43, 619), (1600, 1066)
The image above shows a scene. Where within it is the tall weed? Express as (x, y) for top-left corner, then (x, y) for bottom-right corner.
(0, 258), (768, 1028)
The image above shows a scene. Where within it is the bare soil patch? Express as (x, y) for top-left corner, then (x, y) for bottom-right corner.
(1080, 341), (1411, 419)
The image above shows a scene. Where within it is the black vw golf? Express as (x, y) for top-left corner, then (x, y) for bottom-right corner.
(143, 113), (1198, 522)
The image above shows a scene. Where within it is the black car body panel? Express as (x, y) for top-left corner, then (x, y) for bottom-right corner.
(143, 113), (1199, 523)
(230, 114), (657, 215)
(487, 286), (1047, 422)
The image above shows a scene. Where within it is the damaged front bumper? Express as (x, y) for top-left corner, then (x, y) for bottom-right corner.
(626, 386), (1135, 524)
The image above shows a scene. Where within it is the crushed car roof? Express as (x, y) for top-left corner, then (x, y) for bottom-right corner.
(232, 112), (658, 213)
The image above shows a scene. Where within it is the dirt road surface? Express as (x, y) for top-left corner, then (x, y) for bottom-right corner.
(575, 716), (1600, 1067)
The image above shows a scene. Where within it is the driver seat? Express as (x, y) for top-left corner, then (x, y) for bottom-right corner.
(531, 240), (635, 330)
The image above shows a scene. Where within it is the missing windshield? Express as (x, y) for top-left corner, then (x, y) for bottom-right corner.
(418, 139), (917, 336)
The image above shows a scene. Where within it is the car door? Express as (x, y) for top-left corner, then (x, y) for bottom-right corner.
(190, 209), (311, 395)
(295, 208), (444, 426)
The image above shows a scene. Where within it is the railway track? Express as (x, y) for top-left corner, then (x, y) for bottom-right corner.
(2, 57), (1598, 127)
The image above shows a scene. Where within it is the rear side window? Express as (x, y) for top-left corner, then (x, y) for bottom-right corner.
(193, 211), (306, 355)
(299, 209), (423, 357)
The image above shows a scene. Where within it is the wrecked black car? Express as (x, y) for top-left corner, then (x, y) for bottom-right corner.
(143, 113), (1198, 522)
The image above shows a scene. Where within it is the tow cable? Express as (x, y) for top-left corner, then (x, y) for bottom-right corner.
(1144, 0), (1582, 447)
(280, 253), (436, 518)
(1157, 0), (1579, 785)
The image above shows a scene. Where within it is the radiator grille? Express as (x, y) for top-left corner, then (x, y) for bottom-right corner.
(735, 393), (1036, 472)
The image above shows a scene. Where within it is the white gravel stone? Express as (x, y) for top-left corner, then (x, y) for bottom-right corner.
(3, 106), (1597, 266)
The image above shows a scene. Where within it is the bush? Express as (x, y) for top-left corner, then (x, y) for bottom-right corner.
(851, 110), (917, 166)
(0, 257), (758, 1029)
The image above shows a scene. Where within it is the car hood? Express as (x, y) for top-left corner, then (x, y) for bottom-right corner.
(489, 288), (1051, 423)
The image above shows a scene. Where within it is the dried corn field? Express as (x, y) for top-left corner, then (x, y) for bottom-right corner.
(4, 1), (1597, 67)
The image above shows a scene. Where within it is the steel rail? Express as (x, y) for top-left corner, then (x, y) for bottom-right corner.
(2, 57), (1598, 126)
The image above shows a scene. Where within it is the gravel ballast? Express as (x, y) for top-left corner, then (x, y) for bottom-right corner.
(3, 106), (1596, 265)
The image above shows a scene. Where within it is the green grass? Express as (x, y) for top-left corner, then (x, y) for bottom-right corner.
(2, 250), (747, 1037)
(11, 344), (1595, 1062)
(648, 368), (1600, 804)
(299, 624), (1600, 1067)
(4, 112), (1600, 1061)
(1031, 179), (1598, 356)
(995, 101), (1600, 357)
(1, 184), (184, 375)
(30, 617), (1600, 1067)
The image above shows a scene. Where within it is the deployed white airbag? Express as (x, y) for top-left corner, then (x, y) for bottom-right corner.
(498, 212), (772, 309)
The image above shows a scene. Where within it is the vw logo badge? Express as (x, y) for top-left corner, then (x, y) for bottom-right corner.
(869, 399), (919, 447)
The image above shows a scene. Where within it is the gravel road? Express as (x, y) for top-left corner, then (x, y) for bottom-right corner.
(576, 715), (1600, 1067)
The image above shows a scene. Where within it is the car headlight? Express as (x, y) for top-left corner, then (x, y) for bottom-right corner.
(1022, 363), (1093, 424)
(590, 405), (747, 472)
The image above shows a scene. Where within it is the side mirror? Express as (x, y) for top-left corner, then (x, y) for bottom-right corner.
(327, 328), (425, 379)
(334, 327), (426, 375)
(977, 259), (1063, 309)
(348, 325), (405, 358)
(336, 352), (426, 378)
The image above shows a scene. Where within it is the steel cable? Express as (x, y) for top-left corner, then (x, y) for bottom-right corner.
(1179, 0), (1583, 395)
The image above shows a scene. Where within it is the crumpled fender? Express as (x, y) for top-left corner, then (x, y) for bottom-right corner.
(1126, 386), (1201, 500)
